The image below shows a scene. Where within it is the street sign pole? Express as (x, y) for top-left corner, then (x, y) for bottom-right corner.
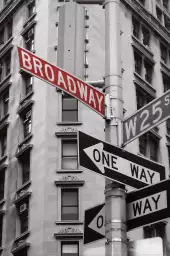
(104, 0), (127, 256)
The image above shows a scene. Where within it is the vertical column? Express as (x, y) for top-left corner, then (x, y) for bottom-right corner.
(104, 0), (127, 256)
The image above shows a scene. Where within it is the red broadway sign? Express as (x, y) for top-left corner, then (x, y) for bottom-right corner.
(17, 47), (105, 117)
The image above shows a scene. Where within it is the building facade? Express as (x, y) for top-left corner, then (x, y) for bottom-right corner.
(0, 0), (170, 256)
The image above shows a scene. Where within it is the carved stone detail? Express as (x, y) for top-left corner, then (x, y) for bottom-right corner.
(59, 227), (81, 234)
(60, 127), (77, 133)
(59, 175), (79, 182)
(16, 240), (25, 247)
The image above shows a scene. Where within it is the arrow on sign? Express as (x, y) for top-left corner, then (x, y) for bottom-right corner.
(88, 203), (105, 236)
(79, 131), (165, 188)
(84, 179), (170, 244)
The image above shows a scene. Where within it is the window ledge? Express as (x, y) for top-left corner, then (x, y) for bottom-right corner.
(17, 99), (34, 116)
(0, 114), (9, 126)
(18, 133), (33, 148)
(0, 155), (7, 165)
(0, 73), (11, 88)
(55, 180), (85, 187)
(13, 230), (30, 243)
(134, 72), (156, 97)
(0, 199), (5, 207)
(13, 191), (31, 205)
(54, 231), (83, 239)
(16, 180), (31, 194)
(57, 122), (82, 126)
(0, 36), (13, 56)
(23, 12), (37, 28)
(160, 61), (170, 77)
(55, 221), (83, 225)
(21, 20), (37, 36)
(55, 131), (77, 137)
(56, 170), (83, 174)
(0, 121), (9, 134)
(20, 91), (34, 105)
(132, 35), (154, 58)
(11, 242), (30, 254)
(16, 142), (33, 158)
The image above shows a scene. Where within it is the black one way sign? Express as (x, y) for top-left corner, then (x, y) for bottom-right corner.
(84, 179), (170, 244)
(78, 131), (165, 189)
(127, 178), (170, 230)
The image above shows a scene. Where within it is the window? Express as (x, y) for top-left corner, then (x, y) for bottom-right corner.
(15, 248), (28, 256)
(23, 110), (32, 138)
(132, 17), (140, 39)
(20, 152), (30, 185)
(156, 7), (162, 22)
(24, 28), (35, 52)
(27, 0), (36, 18)
(19, 201), (29, 234)
(138, 0), (145, 5)
(134, 51), (142, 76)
(61, 242), (79, 256)
(0, 28), (4, 47)
(0, 19), (12, 49)
(61, 188), (78, 220)
(162, 73), (170, 92)
(144, 223), (166, 240)
(0, 171), (5, 201)
(144, 60), (153, 84)
(0, 215), (3, 248)
(167, 146), (170, 169)
(62, 93), (78, 122)
(163, 0), (168, 9)
(132, 17), (150, 47)
(142, 27), (150, 47)
(160, 43), (167, 64)
(62, 140), (78, 170)
(0, 130), (7, 157)
(139, 133), (158, 161)
(7, 19), (12, 40)
(133, 50), (154, 84)
(1, 90), (9, 117)
(164, 15), (170, 31)
(23, 73), (33, 96)
(166, 118), (170, 135)
(0, 53), (11, 82)
(136, 88), (153, 110)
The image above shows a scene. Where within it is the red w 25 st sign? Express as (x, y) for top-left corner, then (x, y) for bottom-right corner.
(17, 47), (105, 117)
(123, 90), (170, 145)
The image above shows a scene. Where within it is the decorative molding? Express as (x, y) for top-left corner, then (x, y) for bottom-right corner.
(122, 0), (170, 45)
(60, 127), (78, 133)
(20, 91), (34, 105)
(0, 0), (24, 25)
(0, 114), (9, 127)
(54, 227), (83, 239)
(59, 175), (80, 182)
(0, 74), (11, 90)
(16, 180), (31, 194)
(59, 227), (81, 234)
(13, 230), (30, 243)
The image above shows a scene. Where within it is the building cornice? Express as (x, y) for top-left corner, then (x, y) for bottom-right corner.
(0, 0), (24, 25)
(122, 0), (170, 45)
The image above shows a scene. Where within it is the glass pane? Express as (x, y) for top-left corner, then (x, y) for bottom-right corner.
(62, 190), (78, 206)
(62, 244), (78, 253)
(61, 209), (78, 221)
(63, 98), (77, 110)
(62, 141), (77, 156)
(62, 158), (77, 169)
(62, 111), (78, 122)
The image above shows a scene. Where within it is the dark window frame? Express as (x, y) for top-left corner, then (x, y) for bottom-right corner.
(62, 93), (78, 122)
(61, 188), (79, 221)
